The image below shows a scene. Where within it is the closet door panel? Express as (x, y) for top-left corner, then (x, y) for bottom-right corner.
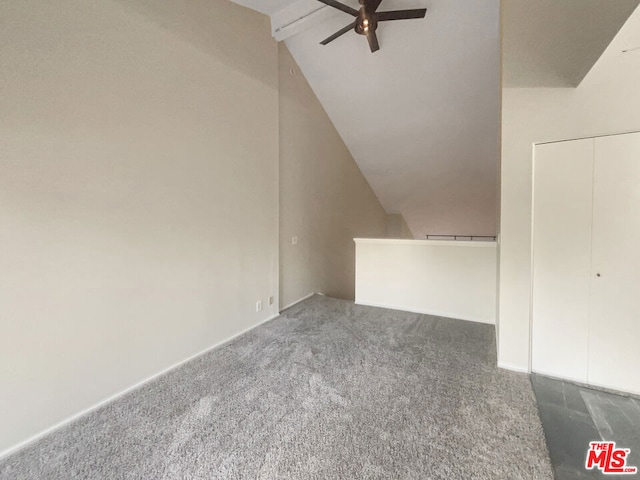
(589, 132), (640, 395)
(532, 139), (594, 382)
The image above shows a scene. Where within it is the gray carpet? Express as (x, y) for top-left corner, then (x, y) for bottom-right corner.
(0, 295), (553, 479)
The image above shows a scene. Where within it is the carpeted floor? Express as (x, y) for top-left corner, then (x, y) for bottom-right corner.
(0, 295), (553, 479)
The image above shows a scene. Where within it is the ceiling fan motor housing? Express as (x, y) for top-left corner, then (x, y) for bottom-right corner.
(355, 8), (378, 35)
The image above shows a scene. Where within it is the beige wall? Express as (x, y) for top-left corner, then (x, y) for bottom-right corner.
(498, 7), (640, 371)
(279, 45), (387, 308)
(0, 0), (278, 454)
(385, 214), (415, 239)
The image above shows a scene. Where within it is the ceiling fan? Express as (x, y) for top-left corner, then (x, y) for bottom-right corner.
(318, 0), (427, 53)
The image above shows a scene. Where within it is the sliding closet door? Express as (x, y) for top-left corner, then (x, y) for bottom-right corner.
(588, 132), (640, 395)
(532, 139), (594, 382)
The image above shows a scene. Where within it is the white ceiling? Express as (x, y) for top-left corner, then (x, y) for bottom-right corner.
(248, 0), (501, 238)
(282, 0), (501, 238)
(229, 0), (638, 238)
(503, 0), (640, 87)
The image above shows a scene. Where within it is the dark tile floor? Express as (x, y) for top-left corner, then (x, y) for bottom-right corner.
(532, 374), (640, 480)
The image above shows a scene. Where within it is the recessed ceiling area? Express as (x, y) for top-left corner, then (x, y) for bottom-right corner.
(502, 0), (640, 87)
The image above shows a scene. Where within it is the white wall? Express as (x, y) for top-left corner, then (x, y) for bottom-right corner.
(531, 139), (594, 382)
(498, 6), (640, 371)
(0, 0), (278, 454)
(355, 239), (497, 324)
(279, 45), (387, 309)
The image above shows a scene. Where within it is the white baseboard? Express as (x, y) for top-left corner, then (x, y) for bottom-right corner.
(280, 292), (317, 312)
(497, 361), (530, 374)
(355, 300), (495, 325)
(0, 312), (280, 460)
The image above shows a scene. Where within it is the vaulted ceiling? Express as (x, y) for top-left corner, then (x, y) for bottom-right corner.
(231, 0), (638, 238)
(285, 0), (500, 239)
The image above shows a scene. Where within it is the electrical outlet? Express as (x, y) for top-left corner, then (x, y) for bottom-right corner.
(291, 236), (298, 245)
(268, 296), (274, 305)
(256, 300), (262, 312)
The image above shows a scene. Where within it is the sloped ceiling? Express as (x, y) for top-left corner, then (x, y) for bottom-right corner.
(503, 0), (640, 87)
(229, 0), (638, 238)
(245, 0), (502, 238)
(232, 0), (501, 238)
(282, 0), (500, 238)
